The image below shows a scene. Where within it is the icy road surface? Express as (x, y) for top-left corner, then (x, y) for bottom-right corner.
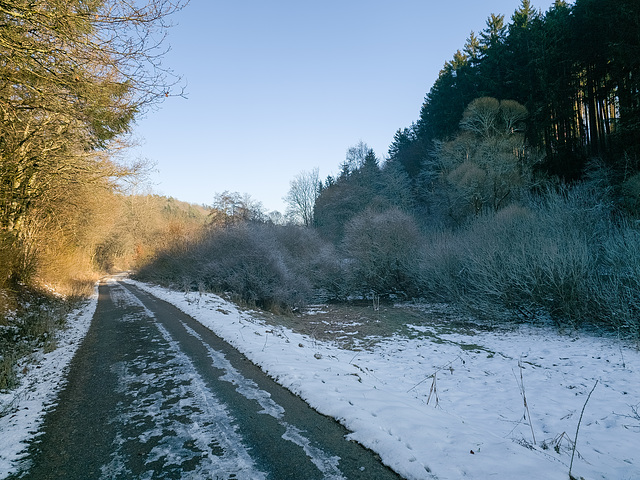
(7, 280), (401, 480)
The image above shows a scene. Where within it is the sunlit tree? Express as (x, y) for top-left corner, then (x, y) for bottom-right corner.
(0, 0), (187, 283)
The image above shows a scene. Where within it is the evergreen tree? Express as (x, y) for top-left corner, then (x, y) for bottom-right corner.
(381, 0), (640, 224)
(387, 125), (425, 179)
(533, 0), (585, 179)
(463, 31), (482, 66)
(578, 0), (640, 163)
(503, 0), (540, 103)
(417, 50), (474, 146)
(478, 14), (508, 97)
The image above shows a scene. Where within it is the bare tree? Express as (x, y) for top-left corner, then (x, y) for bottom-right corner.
(208, 191), (265, 227)
(284, 168), (320, 226)
(438, 97), (539, 219)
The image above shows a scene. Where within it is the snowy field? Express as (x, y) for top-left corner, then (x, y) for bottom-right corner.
(129, 281), (639, 480)
(1, 278), (639, 480)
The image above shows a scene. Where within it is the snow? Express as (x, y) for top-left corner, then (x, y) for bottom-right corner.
(2, 277), (639, 480)
(0, 285), (98, 478)
(105, 284), (267, 479)
(109, 281), (344, 478)
(178, 321), (345, 480)
(128, 280), (640, 480)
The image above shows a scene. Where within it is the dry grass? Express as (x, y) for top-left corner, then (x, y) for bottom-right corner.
(250, 300), (498, 352)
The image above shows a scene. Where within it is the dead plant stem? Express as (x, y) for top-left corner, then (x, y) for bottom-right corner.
(569, 380), (598, 479)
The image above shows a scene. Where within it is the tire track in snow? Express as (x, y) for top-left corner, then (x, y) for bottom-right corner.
(122, 282), (404, 479)
(180, 322), (345, 480)
(100, 283), (266, 479)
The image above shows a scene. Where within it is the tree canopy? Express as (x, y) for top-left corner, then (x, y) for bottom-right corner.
(0, 0), (186, 285)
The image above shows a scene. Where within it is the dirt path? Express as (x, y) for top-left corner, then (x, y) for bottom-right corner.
(9, 280), (403, 480)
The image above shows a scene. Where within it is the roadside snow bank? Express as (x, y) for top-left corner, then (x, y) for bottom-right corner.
(130, 280), (640, 480)
(0, 287), (97, 478)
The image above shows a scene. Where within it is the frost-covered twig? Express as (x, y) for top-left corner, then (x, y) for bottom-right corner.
(569, 380), (598, 479)
(407, 355), (462, 393)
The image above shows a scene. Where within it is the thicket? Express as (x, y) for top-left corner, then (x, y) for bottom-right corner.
(420, 185), (640, 335)
(136, 223), (342, 311)
(140, 175), (639, 336)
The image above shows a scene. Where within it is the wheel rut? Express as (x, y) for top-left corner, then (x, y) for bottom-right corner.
(9, 280), (403, 480)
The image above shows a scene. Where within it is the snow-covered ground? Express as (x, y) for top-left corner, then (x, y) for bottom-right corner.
(129, 281), (639, 480)
(1, 278), (639, 480)
(0, 286), (98, 478)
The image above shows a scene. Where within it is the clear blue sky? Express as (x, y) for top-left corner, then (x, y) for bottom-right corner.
(128, 0), (558, 213)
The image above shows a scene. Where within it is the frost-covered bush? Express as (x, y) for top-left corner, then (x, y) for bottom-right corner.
(137, 223), (341, 310)
(595, 221), (640, 336)
(342, 208), (422, 297)
(270, 224), (345, 301)
(419, 183), (640, 334)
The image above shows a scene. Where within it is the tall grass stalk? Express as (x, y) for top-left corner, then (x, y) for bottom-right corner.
(515, 359), (536, 445)
(569, 381), (598, 479)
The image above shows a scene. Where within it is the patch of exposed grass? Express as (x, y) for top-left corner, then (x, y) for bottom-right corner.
(251, 300), (503, 352)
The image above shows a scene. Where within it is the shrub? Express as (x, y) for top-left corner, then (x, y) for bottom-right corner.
(137, 223), (341, 310)
(342, 208), (422, 297)
(419, 183), (640, 335)
(0, 288), (71, 391)
(595, 220), (640, 336)
(271, 224), (344, 301)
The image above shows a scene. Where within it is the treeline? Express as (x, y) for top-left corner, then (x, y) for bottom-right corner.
(394, 0), (640, 184)
(140, 0), (640, 337)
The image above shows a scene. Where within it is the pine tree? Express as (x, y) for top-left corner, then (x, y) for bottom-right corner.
(387, 126), (424, 179)
(417, 50), (475, 146)
(478, 14), (508, 97)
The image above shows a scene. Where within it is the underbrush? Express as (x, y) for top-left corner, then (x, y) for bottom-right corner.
(136, 223), (342, 311)
(0, 285), (86, 392)
(1, 232), (98, 391)
(136, 182), (639, 337)
(421, 184), (640, 336)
